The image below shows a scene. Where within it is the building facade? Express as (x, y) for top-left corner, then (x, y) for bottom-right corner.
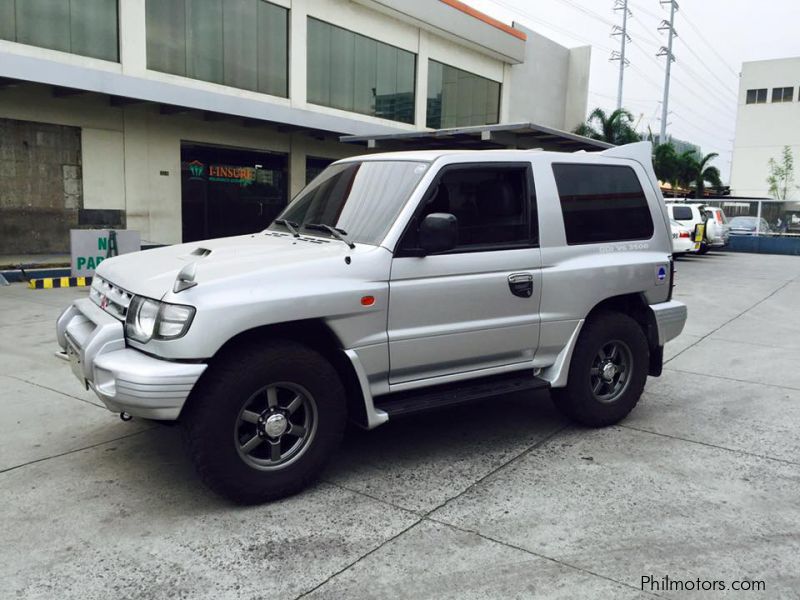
(730, 57), (800, 199)
(0, 0), (590, 253)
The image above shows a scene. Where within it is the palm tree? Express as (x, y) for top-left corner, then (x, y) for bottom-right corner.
(573, 108), (641, 145)
(677, 151), (722, 198)
(694, 152), (722, 198)
(653, 143), (679, 195)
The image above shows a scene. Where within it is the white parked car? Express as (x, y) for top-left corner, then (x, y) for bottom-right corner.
(666, 202), (709, 254)
(670, 219), (698, 254)
(702, 206), (730, 247)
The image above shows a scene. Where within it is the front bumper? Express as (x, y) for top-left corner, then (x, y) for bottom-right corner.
(650, 300), (688, 345)
(56, 298), (206, 420)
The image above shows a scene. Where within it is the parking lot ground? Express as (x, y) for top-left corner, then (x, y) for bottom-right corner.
(2, 251), (800, 599)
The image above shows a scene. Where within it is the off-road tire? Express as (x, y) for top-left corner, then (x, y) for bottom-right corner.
(551, 311), (649, 427)
(182, 340), (346, 504)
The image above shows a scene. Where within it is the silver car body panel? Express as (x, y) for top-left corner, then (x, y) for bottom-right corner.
(57, 142), (686, 426)
(56, 298), (207, 419)
(650, 300), (688, 345)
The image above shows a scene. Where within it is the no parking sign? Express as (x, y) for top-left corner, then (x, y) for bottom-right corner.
(70, 230), (141, 277)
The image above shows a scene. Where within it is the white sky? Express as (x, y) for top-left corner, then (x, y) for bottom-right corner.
(463, 0), (800, 183)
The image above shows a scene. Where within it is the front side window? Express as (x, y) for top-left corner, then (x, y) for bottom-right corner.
(272, 161), (429, 246)
(146, 0), (288, 98)
(0, 0), (118, 61)
(401, 164), (535, 252)
(426, 61), (501, 129)
(307, 18), (416, 124)
(553, 163), (654, 245)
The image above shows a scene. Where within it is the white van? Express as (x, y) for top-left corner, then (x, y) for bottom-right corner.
(665, 202), (709, 254)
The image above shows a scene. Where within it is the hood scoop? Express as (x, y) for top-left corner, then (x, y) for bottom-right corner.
(173, 261), (198, 293)
(190, 247), (212, 257)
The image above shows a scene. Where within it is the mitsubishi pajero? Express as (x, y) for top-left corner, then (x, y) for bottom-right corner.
(57, 141), (687, 503)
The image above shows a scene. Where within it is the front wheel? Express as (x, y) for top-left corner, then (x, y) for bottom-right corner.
(552, 311), (649, 427)
(183, 341), (346, 504)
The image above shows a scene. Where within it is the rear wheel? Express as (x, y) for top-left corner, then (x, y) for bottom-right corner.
(183, 340), (346, 504)
(697, 241), (710, 254)
(552, 311), (649, 427)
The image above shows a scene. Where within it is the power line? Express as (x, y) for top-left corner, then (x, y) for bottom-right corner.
(628, 37), (736, 116)
(487, 0), (616, 52)
(628, 0), (662, 22)
(679, 7), (741, 79)
(675, 36), (739, 96)
(552, 0), (615, 27)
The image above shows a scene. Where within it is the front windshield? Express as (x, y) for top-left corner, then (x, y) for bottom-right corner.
(270, 160), (430, 246)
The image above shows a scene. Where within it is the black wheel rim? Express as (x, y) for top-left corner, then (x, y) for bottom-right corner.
(234, 382), (318, 471)
(589, 339), (632, 404)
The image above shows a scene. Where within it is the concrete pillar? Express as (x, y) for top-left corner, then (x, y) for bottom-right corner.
(119, 0), (147, 75)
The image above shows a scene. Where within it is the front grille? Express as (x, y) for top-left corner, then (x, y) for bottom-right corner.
(89, 276), (133, 321)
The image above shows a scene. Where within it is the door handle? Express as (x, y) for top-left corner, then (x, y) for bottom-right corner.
(508, 273), (533, 298)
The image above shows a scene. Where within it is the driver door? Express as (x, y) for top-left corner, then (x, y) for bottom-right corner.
(387, 162), (542, 385)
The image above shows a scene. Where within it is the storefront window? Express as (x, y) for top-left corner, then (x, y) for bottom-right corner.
(307, 18), (415, 124)
(426, 60), (500, 129)
(181, 144), (288, 242)
(0, 0), (118, 61)
(146, 0), (288, 98)
(305, 157), (336, 184)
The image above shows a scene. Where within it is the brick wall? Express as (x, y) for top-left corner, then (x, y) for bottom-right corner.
(0, 118), (82, 254)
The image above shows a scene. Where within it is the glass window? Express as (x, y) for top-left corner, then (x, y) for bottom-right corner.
(553, 164), (654, 245)
(772, 87), (794, 102)
(146, 0), (288, 98)
(672, 206), (693, 221)
(0, 0), (118, 61)
(306, 18), (416, 124)
(402, 165), (535, 251)
(305, 157), (336, 185)
(181, 144), (289, 242)
(427, 60), (500, 129)
(273, 161), (429, 245)
(746, 88), (768, 104)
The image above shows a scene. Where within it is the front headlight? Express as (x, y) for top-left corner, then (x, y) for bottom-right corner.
(125, 296), (195, 343)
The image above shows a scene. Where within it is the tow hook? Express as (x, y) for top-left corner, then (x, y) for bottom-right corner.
(120, 412), (133, 422)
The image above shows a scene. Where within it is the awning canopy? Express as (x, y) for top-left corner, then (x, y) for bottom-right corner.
(340, 122), (613, 152)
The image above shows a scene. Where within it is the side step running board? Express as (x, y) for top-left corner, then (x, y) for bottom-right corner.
(374, 372), (550, 418)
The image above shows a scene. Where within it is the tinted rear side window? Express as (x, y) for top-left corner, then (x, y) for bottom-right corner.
(553, 164), (654, 245)
(672, 206), (693, 220)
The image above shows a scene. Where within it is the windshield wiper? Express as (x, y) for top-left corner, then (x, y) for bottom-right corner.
(273, 218), (300, 238)
(303, 223), (355, 249)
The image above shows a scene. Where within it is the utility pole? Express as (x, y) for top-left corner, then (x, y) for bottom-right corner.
(610, 0), (631, 110)
(657, 0), (678, 143)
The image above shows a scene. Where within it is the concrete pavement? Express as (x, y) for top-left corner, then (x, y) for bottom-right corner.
(1, 251), (799, 599)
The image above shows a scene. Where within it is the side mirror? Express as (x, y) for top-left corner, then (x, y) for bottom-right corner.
(419, 213), (458, 254)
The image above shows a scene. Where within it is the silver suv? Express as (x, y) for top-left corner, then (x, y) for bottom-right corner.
(57, 141), (687, 503)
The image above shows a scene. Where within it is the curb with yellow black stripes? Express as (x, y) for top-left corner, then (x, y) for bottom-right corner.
(28, 276), (92, 289)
